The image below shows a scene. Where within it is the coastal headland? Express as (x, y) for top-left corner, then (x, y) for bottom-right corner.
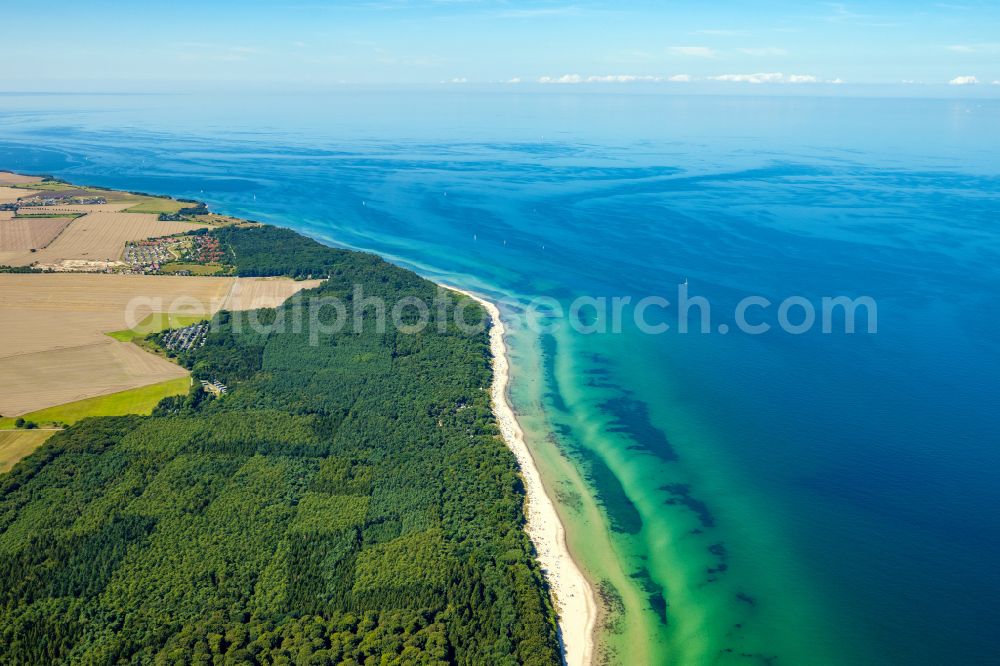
(0, 169), (577, 664)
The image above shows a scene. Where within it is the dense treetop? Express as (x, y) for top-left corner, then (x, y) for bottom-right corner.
(0, 225), (561, 665)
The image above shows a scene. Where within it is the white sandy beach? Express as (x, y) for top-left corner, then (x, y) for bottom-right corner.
(446, 286), (598, 666)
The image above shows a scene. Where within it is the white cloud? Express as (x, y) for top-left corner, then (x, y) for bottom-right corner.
(709, 72), (829, 84)
(539, 74), (583, 84)
(668, 46), (716, 58)
(505, 77), (522, 84)
(449, 77), (468, 84)
(586, 75), (660, 83)
(710, 72), (785, 84)
(949, 75), (979, 85)
(994, 80), (1000, 86)
(739, 47), (788, 56)
(539, 74), (665, 84)
(668, 74), (693, 82)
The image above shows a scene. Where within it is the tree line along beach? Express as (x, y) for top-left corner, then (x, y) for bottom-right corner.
(0, 170), (598, 664)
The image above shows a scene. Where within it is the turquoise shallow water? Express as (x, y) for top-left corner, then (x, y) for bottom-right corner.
(2, 92), (999, 664)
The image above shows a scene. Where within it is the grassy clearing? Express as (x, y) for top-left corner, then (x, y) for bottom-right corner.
(106, 312), (208, 342)
(11, 180), (69, 190)
(124, 198), (191, 214)
(160, 262), (228, 276)
(12, 181), (105, 196)
(198, 213), (247, 227)
(0, 377), (190, 429)
(0, 430), (57, 473)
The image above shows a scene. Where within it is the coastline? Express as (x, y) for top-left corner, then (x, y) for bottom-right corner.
(444, 285), (599, 666)
(1, 167), (575, 662)
(2, 166), (597, 662)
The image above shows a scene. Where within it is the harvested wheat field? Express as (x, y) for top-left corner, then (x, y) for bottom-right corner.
(0, 430), (57, 473)
(16, 203), (134, 215)
(0, 273), (325, 415)
(0, 216), (74, 251)
(0, 186), (38, 203)
(0, 274), (234, 354)
(0, 274), (227, 415)
(222, 276), (325, 310)
(22, 212), (209, 267)
(0, 172), (44, 186)
(0, 343), (189, 417)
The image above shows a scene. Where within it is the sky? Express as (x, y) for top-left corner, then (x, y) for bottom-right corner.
(2, 1), (1000, 94)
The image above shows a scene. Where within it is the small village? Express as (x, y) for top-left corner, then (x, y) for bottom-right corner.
(1, 189), (107, 210)
(160, 321), (209, 353)
(122, 233), (224, 274)
(184, 234), (223, 263)
(123, 238), (175, 273)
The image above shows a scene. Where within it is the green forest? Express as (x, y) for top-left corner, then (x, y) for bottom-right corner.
(0, 226), (561, 665)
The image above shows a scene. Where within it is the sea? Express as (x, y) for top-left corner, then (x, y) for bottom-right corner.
(1, 91), (998, 665)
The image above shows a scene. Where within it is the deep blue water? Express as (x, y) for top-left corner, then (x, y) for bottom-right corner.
(1, 92), (999, 664)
